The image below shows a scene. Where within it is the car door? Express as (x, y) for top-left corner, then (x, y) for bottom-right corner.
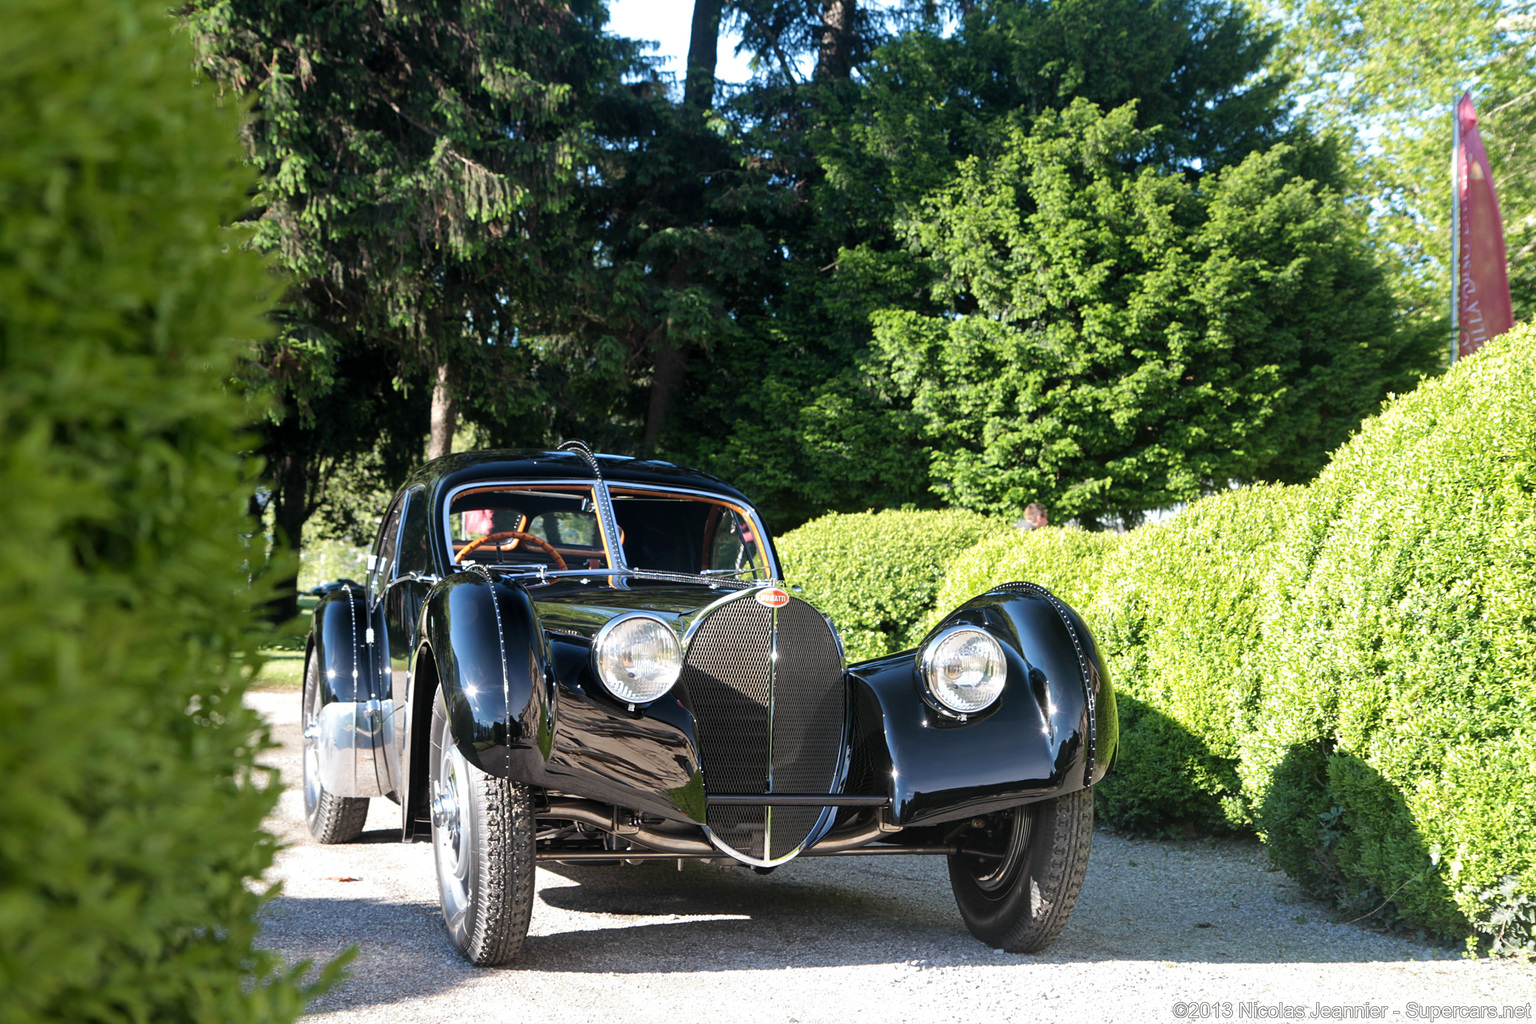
(377, 485), (433, 796)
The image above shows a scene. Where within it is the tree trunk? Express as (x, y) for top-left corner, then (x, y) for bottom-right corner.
(643, 337), (689, 456)
(817, 0), (856, 80)
(429, 361), (457, 461)
(685, 0), (724, 109)
(268, 447), (309, 623)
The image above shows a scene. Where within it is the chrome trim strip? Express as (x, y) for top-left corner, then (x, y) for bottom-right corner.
(678, 586), (765, 650)
(701, 805), (839, 869)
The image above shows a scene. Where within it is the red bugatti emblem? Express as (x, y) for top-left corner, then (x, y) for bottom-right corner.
(755, 588), (790, 608)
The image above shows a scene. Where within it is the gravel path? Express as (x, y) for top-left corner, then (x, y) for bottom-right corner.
(248, 692), (1534, 1023)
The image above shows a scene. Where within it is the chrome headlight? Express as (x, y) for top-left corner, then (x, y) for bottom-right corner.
(592, 614), (683, 704)
(920, 626), (1006, 715)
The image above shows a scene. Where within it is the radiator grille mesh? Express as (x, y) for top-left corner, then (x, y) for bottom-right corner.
(766, 600), (846, 859)
(680, 593), (845, 862)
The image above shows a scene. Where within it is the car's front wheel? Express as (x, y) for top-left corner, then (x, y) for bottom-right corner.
(946, 787), (1094, 952)
(301, 651), (369, 844)
(429, 686), (535, 966)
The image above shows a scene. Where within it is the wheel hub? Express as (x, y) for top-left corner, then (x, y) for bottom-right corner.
(432, 777), (462, 851)
(968, 807), (1031, 895)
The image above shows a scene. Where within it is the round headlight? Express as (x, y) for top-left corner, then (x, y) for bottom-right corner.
(592, 614), (683, 704)
(920, 626), (1006, 715)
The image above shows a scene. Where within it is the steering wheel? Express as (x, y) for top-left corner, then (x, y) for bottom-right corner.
(455, 530), (569, 570)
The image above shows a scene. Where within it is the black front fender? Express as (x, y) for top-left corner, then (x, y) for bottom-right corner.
(417, 573), (554, 781)
(848, 583), (1117, 828)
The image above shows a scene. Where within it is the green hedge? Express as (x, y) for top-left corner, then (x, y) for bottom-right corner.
(778, 509), (997, 661)
(0, 0), (329, 1019)
(1240, 325), (1536, 951)
(795, 326), (1536, 950)
(929, 523), (1125, 623)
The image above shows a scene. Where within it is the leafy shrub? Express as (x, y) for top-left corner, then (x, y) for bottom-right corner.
(929, 523), (1125, 621)
(778, 509), (996, 660)
(1242, 324), (1536, 945)
(0, 0), (327, 1019)
(1091, 485), (1304, 832)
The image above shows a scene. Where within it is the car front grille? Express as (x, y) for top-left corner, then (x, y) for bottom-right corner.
(679, 592), (845, 862)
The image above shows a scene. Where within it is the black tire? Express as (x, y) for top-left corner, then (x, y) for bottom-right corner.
(301, 651), (369, 844)
(428, 686), (536, 966)
(946, 787), (1094, 953)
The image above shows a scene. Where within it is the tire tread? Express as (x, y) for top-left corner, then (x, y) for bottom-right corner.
(947, 787), (1095, 954)
(431, 686), (536, 967)
(999, 787), (1093, 952)
(310, 792), (369, 844)
(463, 773), (535, 965)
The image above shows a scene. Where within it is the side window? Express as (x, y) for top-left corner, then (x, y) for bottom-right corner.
(396, 487), (430, 578)
(368, 495), (405, 602)
(706, 507), (767, 579)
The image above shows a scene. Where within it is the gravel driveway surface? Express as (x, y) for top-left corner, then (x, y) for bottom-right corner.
(248, 692), (1534, 1023)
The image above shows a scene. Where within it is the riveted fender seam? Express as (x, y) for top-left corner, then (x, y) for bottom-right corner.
(486, 574), (512, 759)
(998, 581), (1096, 788)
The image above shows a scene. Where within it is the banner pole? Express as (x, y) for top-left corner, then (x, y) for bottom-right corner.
(1451, 93), (1462, 366)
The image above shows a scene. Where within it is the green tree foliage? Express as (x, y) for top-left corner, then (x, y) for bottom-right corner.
(818, 0), (1290, 224)
(566, 91), (790, 457)
(0, 0), (329, 1016)
(672, 0), (1423, 528)
(184, 0), (624, 612)
(871, 100), (1433, 525)
(1258, 0), (1536, 328)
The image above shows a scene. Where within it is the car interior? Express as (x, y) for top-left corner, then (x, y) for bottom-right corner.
(446, 485), (767, 579)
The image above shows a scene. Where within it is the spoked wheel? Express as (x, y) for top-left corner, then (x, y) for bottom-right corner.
(947, 787), (1094, 953)
(429, 687), (535, 966)
(301, 651), (369, 843)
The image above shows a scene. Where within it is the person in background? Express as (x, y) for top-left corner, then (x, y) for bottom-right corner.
(1015, 503), (1049, 531)
(463, 508), (496, 536)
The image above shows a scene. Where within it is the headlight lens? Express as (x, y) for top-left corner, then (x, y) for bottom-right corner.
(592, 614), (683, 704)
(921, 627), (1006, 715)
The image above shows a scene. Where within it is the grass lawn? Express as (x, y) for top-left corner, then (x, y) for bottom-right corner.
(247, 595), (317, 692)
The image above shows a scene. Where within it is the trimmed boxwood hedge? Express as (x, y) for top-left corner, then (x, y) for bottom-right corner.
(0, 0), (331, 1019)
(1240, 325), (1536, 951)
(778, 509), (997, 661)
(787, 324), (1536, 951)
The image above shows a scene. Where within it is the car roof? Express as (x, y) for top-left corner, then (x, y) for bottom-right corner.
(405, 449), (757, 508)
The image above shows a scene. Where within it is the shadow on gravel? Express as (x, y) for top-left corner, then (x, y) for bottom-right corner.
(349, 828), (407, 845)
(266, 838), (1458, 1016)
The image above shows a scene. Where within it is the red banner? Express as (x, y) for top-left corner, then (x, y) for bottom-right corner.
(1452, 92), (1514, 361)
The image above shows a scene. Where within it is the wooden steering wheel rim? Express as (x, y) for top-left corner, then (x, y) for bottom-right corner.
(455, 529), (569, 570)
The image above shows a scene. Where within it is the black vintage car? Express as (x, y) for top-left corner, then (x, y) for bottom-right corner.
(303, 443), (1117, 965)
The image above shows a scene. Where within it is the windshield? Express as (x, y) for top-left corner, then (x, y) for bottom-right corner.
(444, 483), (771, 580)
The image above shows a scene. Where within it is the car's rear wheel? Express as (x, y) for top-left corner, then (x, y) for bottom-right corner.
(301, 652), (369, 843)
(429, 686), (535, 966)
(946, 787), (1094, 952)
